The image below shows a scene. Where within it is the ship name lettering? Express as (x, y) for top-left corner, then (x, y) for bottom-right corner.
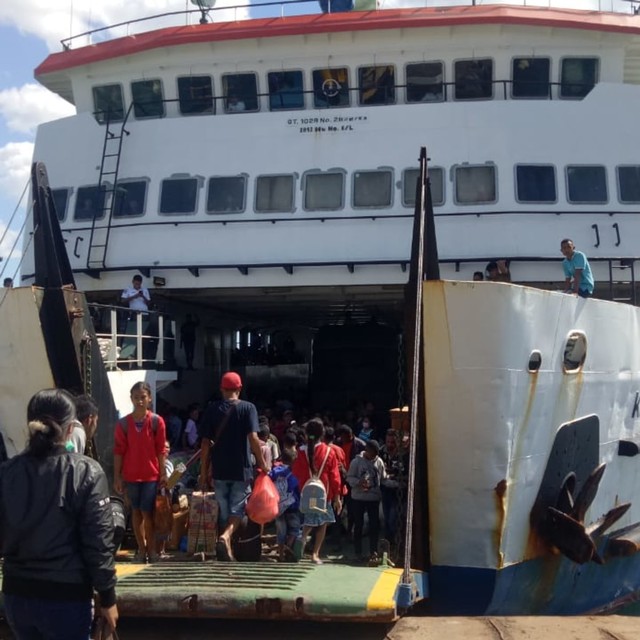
(632, 391), (640, 419)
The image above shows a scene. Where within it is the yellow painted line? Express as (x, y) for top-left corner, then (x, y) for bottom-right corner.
(366, 568), (403, 611)
(116, 563), (149, 578)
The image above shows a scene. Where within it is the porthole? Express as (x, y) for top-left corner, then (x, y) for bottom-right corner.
(563, 331), (587, 373)
(528, 350), (542, 373)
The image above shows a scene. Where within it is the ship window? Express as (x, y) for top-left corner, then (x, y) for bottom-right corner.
(159, 178), (199, 214)
(51, 188), (70, 221)
(207, 176), (246, 213)
(403, 168), (444, 207)
(113, 181), (147, 217)
(74, 186), (106, 221)
(177, 76), (214, 115)
(563, 331), (587, 373)
(512, 57), (550, 98)
(222, 73), (258, 112)
(304, 172), (344, 211)
(358, 65), (395, 105)
(560, 58), (598, 99)
(255, 175), (295, 213)
(515, 165), (557, 203)
(406, 62), (444, 103)
(313, 68), (350, 108)
(617, 166), (640, 204)
(455, 165), (497, 204)
(131, 79), (165, 119)
(268, 71), (304, 111)
(92, 84), (124, 123)
(352, 170), (392, 208)
(454, 59), (493, 100)
(566, 165), (607, 203)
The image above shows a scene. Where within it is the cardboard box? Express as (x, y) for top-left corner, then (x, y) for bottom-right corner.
(187, 491), (218, 554)
(167, 509), (189, 550)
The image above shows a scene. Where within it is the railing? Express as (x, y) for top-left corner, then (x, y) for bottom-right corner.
(60, 0), (635, 50)
(91, 79), (594, 126)
(89, 303), (176, 370)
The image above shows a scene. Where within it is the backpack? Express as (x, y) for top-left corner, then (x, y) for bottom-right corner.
(299, 446), (331, 516)
(269, 466), (296, 516)
(118, 413), (160, 435)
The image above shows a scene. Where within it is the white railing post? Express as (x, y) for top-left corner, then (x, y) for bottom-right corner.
(157, 314), (165, 365)
(109, 308), (118, 369)
(137, 312), (143, 368)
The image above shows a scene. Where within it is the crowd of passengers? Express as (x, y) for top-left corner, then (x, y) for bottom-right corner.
(157, 397), (409, 565)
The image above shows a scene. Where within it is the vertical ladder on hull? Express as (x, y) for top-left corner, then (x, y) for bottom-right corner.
(608, 259), (636, 305)
(86, 104), (133, 272)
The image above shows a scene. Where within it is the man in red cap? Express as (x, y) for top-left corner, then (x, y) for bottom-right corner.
(199, 371), (271, 561)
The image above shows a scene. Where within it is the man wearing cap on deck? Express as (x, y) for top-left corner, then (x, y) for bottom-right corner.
(199, 372), (271, 561)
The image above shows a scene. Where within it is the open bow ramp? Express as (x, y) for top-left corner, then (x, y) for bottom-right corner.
(115, 561), (424, 621)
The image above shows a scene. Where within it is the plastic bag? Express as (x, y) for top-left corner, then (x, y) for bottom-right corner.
(154, 488), (173, 536)
(246, 472), (279, 525)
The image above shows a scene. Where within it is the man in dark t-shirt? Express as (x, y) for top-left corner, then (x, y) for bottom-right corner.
(199, 372), (270, 561)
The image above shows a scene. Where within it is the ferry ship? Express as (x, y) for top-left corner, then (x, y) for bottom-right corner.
(2, 0), (640, 621)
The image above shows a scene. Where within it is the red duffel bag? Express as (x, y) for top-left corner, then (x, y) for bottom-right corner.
(246, 471), (279, 525)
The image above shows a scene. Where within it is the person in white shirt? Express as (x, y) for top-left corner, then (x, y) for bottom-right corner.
(121, 275), (150, 312)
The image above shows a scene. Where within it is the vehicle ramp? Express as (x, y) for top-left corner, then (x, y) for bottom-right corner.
(116, 561), (422, 621)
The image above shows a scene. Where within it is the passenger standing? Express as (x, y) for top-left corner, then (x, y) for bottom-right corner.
(347, 439), (386, 564)
(291, 419), (342, 564)
(68, 394), (99, 455)
(269, 449), (302, 562)
(199, 372), (271, 562)
(121, 274), (150, 312)
(113, 381), (167, 564)
(182, 403), (200, 451)
(0, 389), (118, 638)
(180, 314), (199, 370)
(561, 238), (595, 298)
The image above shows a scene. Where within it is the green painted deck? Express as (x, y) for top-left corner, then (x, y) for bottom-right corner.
(115, 560), (407, 621)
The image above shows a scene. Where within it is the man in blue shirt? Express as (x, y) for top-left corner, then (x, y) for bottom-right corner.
(561, 238), (594, 298)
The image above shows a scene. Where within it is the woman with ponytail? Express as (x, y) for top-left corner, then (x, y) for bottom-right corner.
(0, 388), (118, 639)
(291, 419), (342, 564)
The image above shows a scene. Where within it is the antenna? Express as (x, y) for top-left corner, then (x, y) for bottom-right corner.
(190, 0), (216, 24)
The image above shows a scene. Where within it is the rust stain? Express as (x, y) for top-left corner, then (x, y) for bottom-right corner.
(494, 479), (507, 569)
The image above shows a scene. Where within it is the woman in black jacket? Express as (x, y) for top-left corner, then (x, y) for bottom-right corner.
(0, 388), (118, 639)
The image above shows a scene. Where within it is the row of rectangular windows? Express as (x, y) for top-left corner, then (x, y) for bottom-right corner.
(92, 56), (599, 120)
(54, 163), (640, 222)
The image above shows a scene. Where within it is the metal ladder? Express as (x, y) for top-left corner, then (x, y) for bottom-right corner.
(608, 259), (636, 305)
(86, 103), (134, 273)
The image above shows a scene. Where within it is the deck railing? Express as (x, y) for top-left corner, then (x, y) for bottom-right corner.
(60, 0), (635, 50)
(89, 303), (176, 370)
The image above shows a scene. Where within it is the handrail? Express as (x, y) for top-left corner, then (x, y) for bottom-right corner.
(89, 303), (176, 370)
(60, 0), (639, 50)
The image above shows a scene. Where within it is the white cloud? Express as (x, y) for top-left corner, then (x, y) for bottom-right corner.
(0, 84), (75, 136)
(0, 141), (33, 204)
(0, 0), (251, 51)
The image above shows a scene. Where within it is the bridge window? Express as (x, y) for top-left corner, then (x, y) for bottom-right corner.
(358, 65), (395, 105)
(560, 58), (598, 99)
(255, 175), (295, 213)
(313, 67), (350, 108)
(617, 166), (640, 204)
(353, 170), (393, 208)
(113, 180), (147, 217)
(512, 57), (550, 98)
(303, 171), (344, 211)
(268, 71), (304, 111)
(406, 62), (444, 103)
(566, 165), (607, 203)
(454, 165), (497, 204)
(515, 165), (556, 203)
(159, 177), (199, 214)
(131, 79), (165, 119)
(177, 76), (214, 115)
(402, 167), (444, 207)
(223, 73), (258, 112)
(74, 186), (106, 221)
(207, 176), (246, 213)
(92, 84), (124, 123)
(454, 59), (493, 100)
(51, 188), (70, 221)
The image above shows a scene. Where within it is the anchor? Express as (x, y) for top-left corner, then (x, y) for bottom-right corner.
(543, 463), (630, 564)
